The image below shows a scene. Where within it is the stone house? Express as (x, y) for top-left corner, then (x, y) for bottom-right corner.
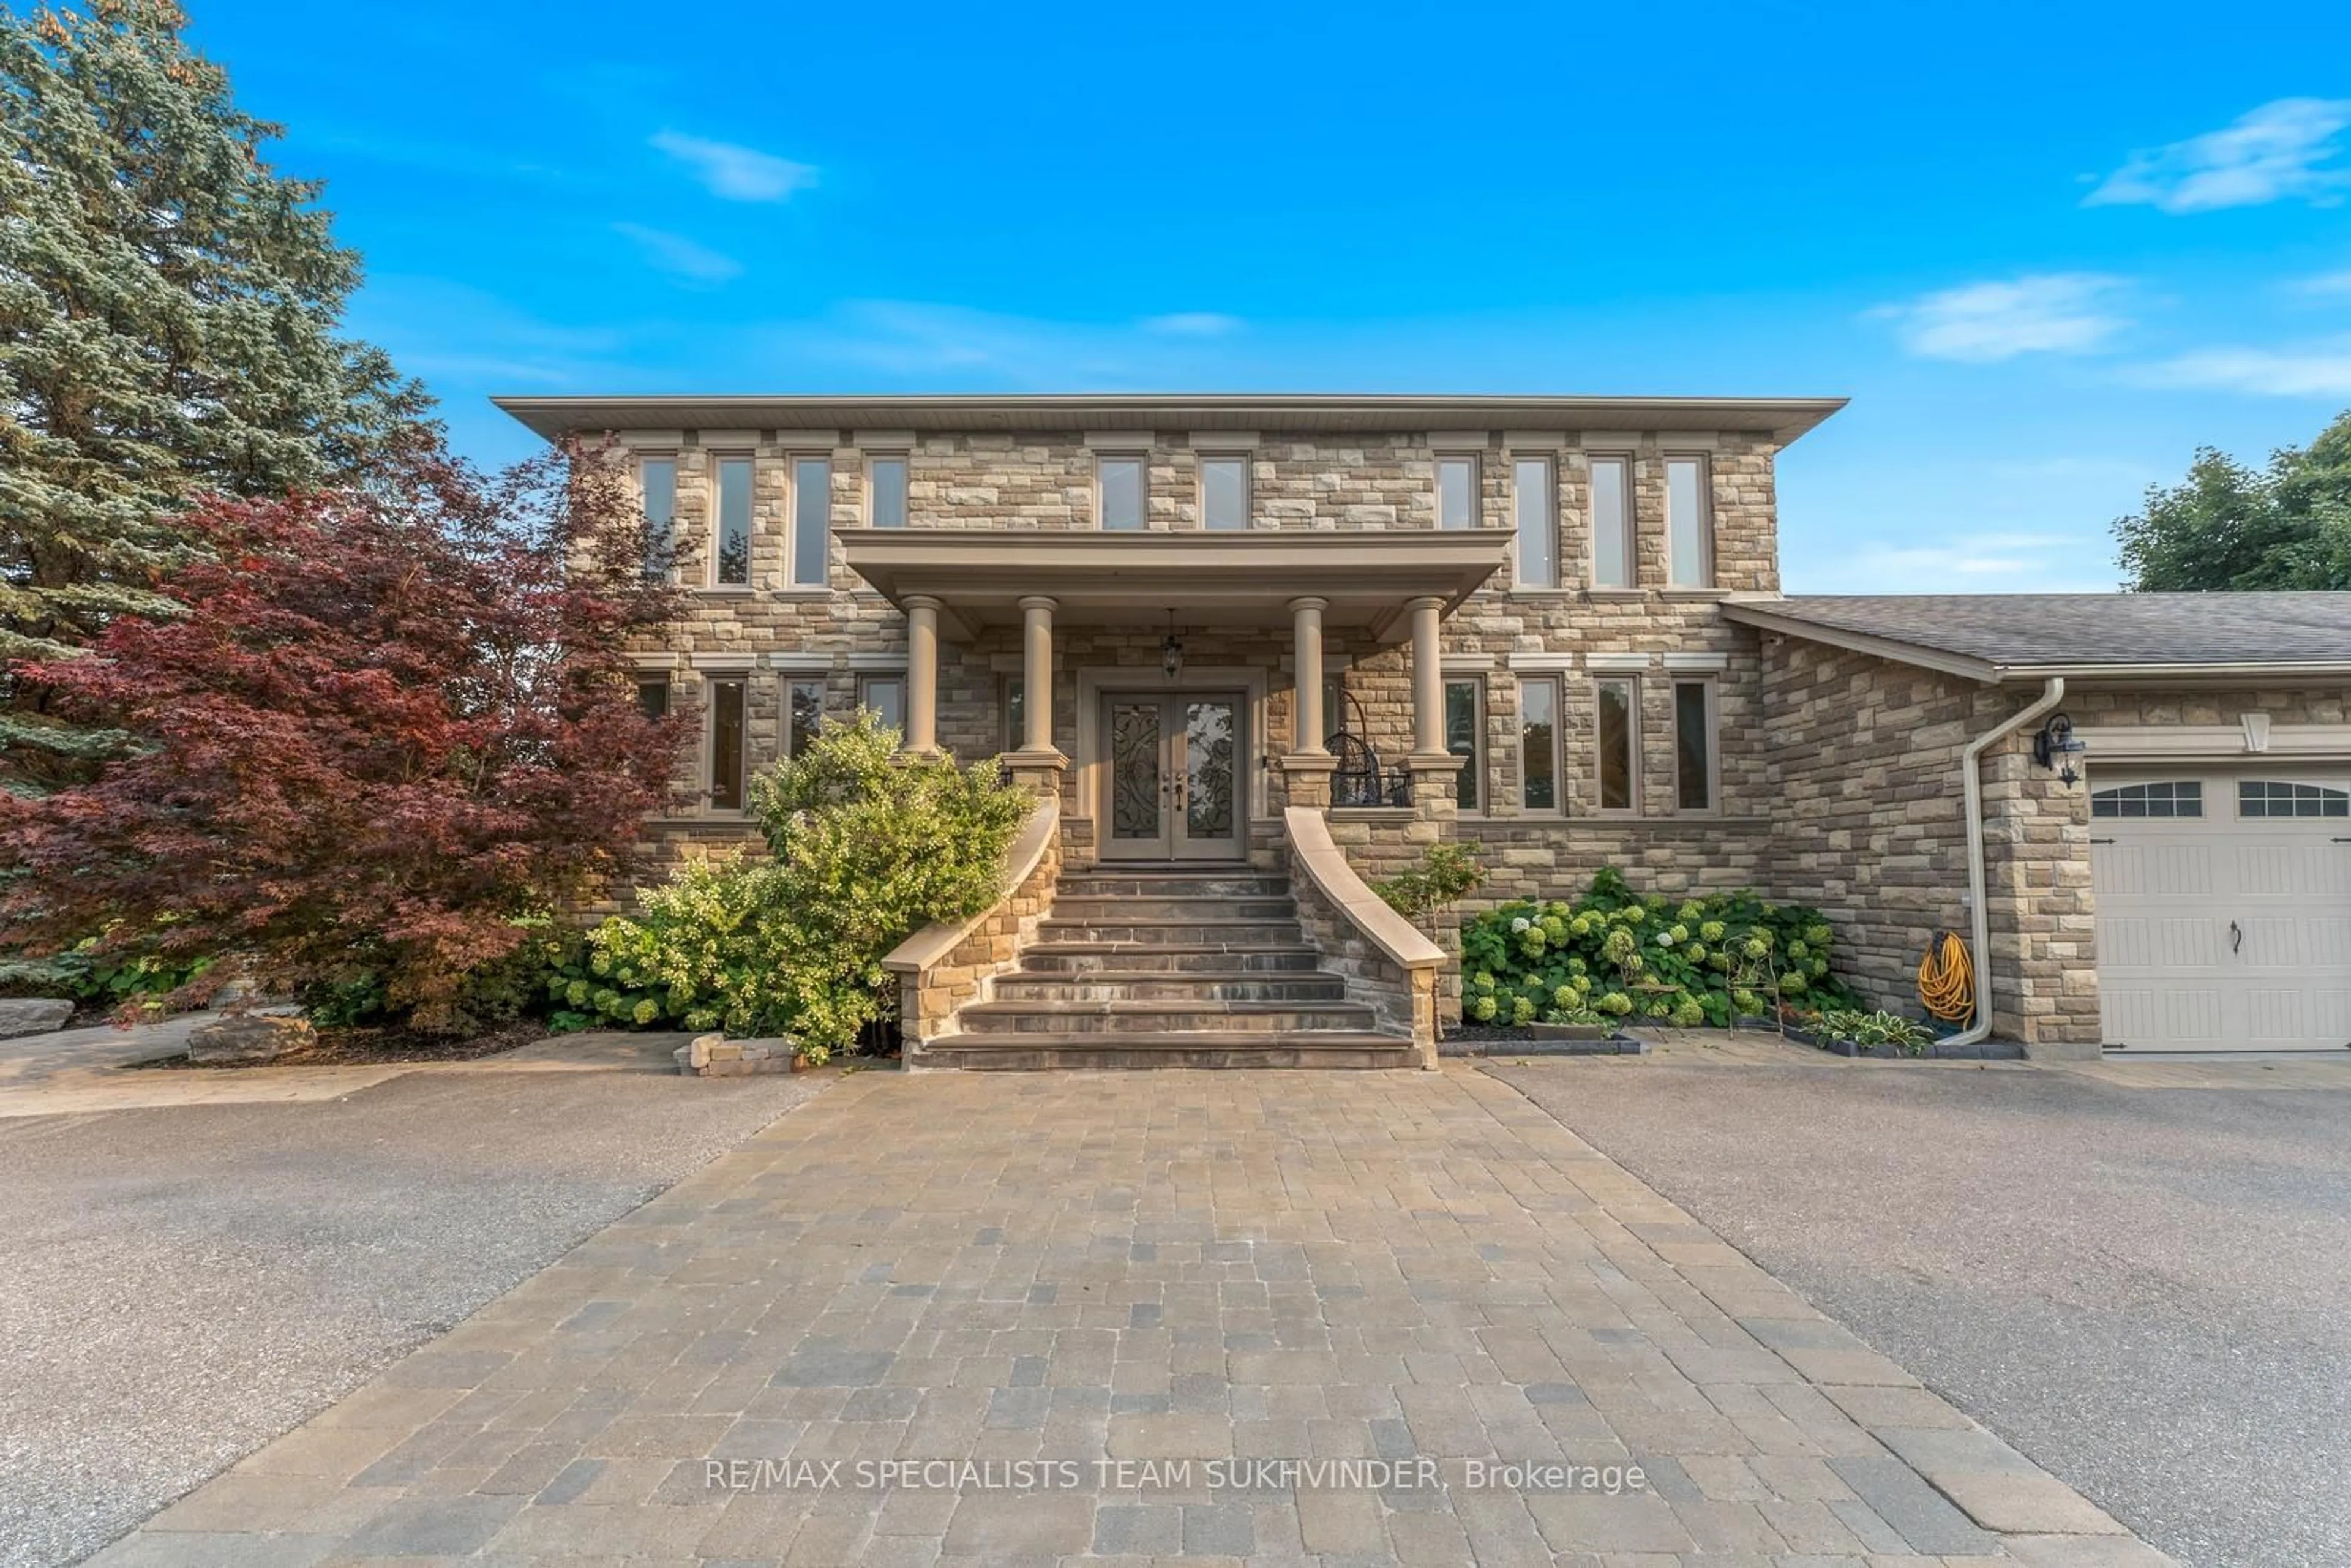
(495, 394), (2351, 1065)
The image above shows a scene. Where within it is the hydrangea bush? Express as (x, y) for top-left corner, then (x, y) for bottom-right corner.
(545, 711), (1032, 1061)
(1460, 868), (1861, 1029)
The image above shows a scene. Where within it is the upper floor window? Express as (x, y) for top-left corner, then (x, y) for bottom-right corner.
(1513, 457), (1556, 588)
(869, 456), (907, 528)
(1589, 454), (1632, 589)
(639, 457), (676, 580)
(1437, 456), (1477, 530)
(1666, 456), (1712, 588)
(792, 457), (830, 587)
(1200, 455), (1248, 531)
(713, 456), (753, 587)
(1098, 455), (1145, 531)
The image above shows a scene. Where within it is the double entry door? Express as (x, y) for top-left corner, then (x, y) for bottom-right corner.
(1101, 692), (1245, 861)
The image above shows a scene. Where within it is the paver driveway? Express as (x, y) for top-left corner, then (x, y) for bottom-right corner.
(93, 1067), (2167, 1566)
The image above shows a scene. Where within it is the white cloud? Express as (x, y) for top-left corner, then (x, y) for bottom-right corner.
(2129, 342), (2351, 397)
(1139, 312), (1242, 337)
(2292, 268), (2351, 296)
(612, 222), (743, 285)
(650, 130), (817, 202)
(1873, 274), (2131, 362)
(2086, 98), (2351, 214)
(768, 301), (1250, 387)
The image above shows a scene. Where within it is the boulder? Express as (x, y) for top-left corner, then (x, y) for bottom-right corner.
(0, 999), (74, 1039)
(188, 1013), (315, 1065)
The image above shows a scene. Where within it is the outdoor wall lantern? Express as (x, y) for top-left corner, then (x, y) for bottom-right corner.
(2031, 711), (2086, 786)
(1160, 609), (1184, 681)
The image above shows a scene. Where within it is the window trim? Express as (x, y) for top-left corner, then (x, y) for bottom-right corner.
(1512, 454), (1558, 588)
(1671, 677), (1719, 815)
(858, 670), (908, 745)
(1588, 452), (1633, 590)
(866, 452), (909, 529)
(705, 672), (750, 814)
(1517, 673), (1564, 816)
(637, 453), (678, 582)
(1436, 454), (1479, 531)
(1443, 676), (1485, 816)
(1096, 451), (1147, 531)
(1198, 453), (1250, 532)
(1665, 453), (1714, 590)
(711, 454), (756, 589)
(1593, 675), (1641, 816)
(789, 454), (831, 588)
(782, 676), (826, 759)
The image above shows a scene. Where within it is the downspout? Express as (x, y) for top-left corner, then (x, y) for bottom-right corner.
(1946, 676), (2064, 1047)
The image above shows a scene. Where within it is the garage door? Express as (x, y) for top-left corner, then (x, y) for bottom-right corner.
(2091, 773), (2351, 1051)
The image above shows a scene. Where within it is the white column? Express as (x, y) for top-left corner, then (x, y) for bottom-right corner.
(1289, 596), (1328, 754)
(1018, 595), (1056, 754)
(904, 595), (940, 753)
(1409, 595), (1446, 758)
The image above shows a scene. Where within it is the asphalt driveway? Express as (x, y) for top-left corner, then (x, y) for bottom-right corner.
(1489, 1052), (2351, 1568)
(0, 1048), (829, 1568)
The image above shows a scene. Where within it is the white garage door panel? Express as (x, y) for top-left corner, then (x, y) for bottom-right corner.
(2091, 771), (2351, 1052)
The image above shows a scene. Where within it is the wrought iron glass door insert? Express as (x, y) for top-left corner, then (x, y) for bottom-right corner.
(1100, 692), (1244, 861)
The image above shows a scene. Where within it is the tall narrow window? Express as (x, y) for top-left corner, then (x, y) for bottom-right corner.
(1589, 455), (1631, 589)
(792, 457), (830, 587)
(635, 674), (670, 720)
(1674, 680), (1714, 812)
(1444, 678), (1482, 813)
(1200, 455), (1248, 531)
(1002, 678), (1025, 751)
(1520, 676), (1560, 812)
(1322, 675), (1347, 742)
(714, 457), (753, 586)
(1595, 677), (1637, 812)
(1437, 456), (1477, 530)
(1098, 456), (1144, 530)
(784, 678), (825, 757)
(708, 677), (747, 811)
(859, 673), (906, 739)
(1513, 457), (1556, 587)
(869, 457), (907, 528)
(1666, 456), (1711, 588)
(639, 457), (676, 580)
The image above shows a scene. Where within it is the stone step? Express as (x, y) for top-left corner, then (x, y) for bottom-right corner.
(991, 971), (1348, 1004)
(1032, 918), (1303, 947)
(919, 1030), (1420, 1071)
(1019, 943), (1327, 975)
(958, 1000), (1381, 1035)
(1053, 873), (1291, 899)
(1048, 895), (1297, 922)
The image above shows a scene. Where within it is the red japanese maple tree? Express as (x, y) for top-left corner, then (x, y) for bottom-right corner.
(0, 440), (686, 1027)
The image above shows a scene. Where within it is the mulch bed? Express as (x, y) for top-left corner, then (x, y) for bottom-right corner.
(134, 1017), (547, 1070)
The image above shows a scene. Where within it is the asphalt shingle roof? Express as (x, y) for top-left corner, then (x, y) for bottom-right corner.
(1727, 593), (2351, 673)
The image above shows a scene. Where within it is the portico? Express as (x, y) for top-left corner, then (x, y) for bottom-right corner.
(840, 528), (1509, 857)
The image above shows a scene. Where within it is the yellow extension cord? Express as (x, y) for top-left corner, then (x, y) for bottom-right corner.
(1918, 931), (1976, 1023)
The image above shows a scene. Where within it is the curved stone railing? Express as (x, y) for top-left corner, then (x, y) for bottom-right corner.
(883, 797), (1061, 1068)
(1282, 806), (1444, 1068)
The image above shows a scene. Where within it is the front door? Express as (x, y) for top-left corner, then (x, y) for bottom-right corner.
(1101, 692), (1245, 861)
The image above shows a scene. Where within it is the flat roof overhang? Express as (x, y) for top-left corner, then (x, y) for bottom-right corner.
(838, 528), (1512, 642)
(495, 392), (1847, 446)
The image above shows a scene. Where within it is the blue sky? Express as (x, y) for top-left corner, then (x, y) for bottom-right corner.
(191, 1), (2351, 591)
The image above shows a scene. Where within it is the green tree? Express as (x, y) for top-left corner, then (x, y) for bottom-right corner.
(2115, 410), (2351, 591)
(1, 0), (427, 790)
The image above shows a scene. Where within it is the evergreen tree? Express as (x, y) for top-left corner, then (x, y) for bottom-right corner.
(0, 0), (429, 790)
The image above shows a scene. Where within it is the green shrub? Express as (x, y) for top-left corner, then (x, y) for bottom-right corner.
(548, 711), (1032, 1062)
(1460, 867), (1861, 1029)
(1372, 842), (1486, 920)
(1814, 1008), (1935, 1053)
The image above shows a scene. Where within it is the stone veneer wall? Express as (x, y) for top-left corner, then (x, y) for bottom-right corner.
(1757, 637), (2099, 1045)
(895, 819), (1063, 1055)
